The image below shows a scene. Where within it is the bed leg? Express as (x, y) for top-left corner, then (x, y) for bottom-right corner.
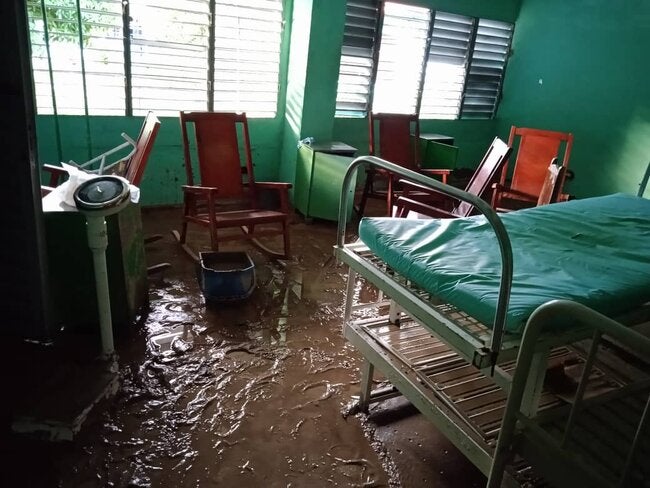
(344, 269), (357, 328)
(520, 348), (550, 417)
(389, 299), (402, 326)
(359, 360), (375, 413)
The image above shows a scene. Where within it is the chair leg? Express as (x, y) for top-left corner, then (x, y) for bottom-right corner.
(209, 222), (219, 251)
(282, 220), (290, 258)
(386, 176), (394, 216)
(179, 221), (188, 244)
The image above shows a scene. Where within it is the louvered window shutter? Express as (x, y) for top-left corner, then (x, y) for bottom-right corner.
(335, 0), (379, 117)
(212, 0), (283, 118)
(420, 12), (474, 120)
(461, 19), (514, 119)
(372, 2), (430, 115)
(129, 0), (210, 116)
(27, 0), (125, 115)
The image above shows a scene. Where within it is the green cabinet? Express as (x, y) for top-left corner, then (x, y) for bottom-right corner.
(294, 143), (357, 222)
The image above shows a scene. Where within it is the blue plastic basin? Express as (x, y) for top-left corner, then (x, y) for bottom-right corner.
(198, 251), (256, 302)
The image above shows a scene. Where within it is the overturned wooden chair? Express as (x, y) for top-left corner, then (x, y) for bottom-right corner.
(175, 111), (291, 260)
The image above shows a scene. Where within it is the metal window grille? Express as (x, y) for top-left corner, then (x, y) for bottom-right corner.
(461, 18), (514, 119)
(371, 2), (430, 115)
(212, 0), (283, 118)
(335, 0), (379, 117)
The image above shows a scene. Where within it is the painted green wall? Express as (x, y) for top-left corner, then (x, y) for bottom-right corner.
(497, 0), (650, 198)
(279, 0), (346, 189)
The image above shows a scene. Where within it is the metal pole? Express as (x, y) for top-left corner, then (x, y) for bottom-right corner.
(74, 0), (93, 160)
(85, 216), (115, 356)
(40, 0), (63, 162)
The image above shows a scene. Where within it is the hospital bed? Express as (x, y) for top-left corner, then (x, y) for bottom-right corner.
(335, 156), (650, 487)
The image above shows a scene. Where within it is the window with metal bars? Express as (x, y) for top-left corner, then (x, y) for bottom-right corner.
(335, 1), (514, 120)
(26, 0), (284, 117)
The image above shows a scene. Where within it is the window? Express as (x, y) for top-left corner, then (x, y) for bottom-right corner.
(26, 0), (284, 117)
(213, 0), (283, 117)
(461, 19), (514, 119)
(27, 0), (125, 115)
(372, 2), (429, 114)
(335, 0), (379, 117)
(335, 1), (514, 119)
(129, 0), (210, 116)
(420, 12), (473, 119)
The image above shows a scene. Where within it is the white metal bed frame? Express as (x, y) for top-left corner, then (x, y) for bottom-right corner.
(335, 156), (650, 487)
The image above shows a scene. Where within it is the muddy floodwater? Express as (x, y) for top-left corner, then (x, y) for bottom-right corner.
(1, 209), (484, 487)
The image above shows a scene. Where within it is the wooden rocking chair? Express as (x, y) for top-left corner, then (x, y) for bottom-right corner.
(175, 111), (291, 260)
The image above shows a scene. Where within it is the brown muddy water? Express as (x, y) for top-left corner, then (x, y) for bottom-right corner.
(0, 209), (484, 487)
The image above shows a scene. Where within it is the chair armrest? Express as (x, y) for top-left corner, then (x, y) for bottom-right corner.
(492, 183), (537, 202)
(254, 182), (291, 212)
(396, 196), (457, 219)
(255, 182), (292, 191)
(182, 185), (219, 195)
(419, 168), (451, 184)
(420, 169), (452, 175)
(399, 179), (450, 199)
(42, 164), (68, 187)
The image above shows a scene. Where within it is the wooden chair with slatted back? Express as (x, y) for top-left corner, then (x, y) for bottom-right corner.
(536, 158), (566, 206)
(357, 113), (453, 216)
(176, 111), (291, 259)
(395, 137), (512, 219)
(492, 126), (573, 210)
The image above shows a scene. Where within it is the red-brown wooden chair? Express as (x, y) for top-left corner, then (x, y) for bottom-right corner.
(395, 137), (512, 219)
(175, 111), (291, 259)
(357, 113), (453, 217)
(492, 126), (573, 210)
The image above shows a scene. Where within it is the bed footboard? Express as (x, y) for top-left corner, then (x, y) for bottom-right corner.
(488, 300), (650, 488)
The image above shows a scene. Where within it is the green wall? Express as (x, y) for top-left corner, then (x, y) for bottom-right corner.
(497, 0), (650, 198)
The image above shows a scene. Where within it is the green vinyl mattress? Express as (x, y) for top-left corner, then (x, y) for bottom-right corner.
(358, 193), (650, 334)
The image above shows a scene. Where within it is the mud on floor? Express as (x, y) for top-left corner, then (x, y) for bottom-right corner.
(0, 210), (483, 487)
